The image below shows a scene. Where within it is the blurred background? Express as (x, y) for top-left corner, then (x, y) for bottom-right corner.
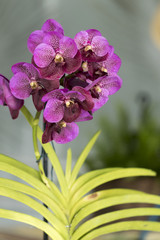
(0, 0), (160, 239)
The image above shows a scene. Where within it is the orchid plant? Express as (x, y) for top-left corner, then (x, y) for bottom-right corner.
(1, 19), (160, 240)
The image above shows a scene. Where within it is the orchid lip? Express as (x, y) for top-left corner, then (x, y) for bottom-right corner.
(101, 66), (108, 73)
(54, 53), (64, 63)
(59, 121), (67, 128)
(30, 81), (38, 89)
(84, 45), (92, 52)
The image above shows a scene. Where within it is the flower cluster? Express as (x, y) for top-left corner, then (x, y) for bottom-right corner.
(0, 19), (122, 144)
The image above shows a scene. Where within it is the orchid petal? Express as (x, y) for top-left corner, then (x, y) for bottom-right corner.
(43, 98), (64, 123)
(34, 43), (55, 68)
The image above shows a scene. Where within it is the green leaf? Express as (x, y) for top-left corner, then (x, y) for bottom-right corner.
(0, 187), (68, 239)
(0, 161), (63, 206)
(70, 168), (156, 209)
(65, 148), (72, 184)
(70, 131), (101, 186)
(70, 168), (122, 198)
(71, 207), (160, 240)
(70, 188), (146, 220)
(70, 191), (160, 227)
(80, 221), (160, 240)
(0, 209), (64, 240)
(0, 178), (67, 225)
(0, 153), (40, 179)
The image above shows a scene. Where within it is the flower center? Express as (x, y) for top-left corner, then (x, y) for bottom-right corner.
(54, 53), (64, 63)
(59, 121), (67, 128)
(82, 62), (88, 72)
(101, 67), (108, 73)
(95, 85), (102, 93)
(84, 45), (92, 52)
(65, 99), (74, 107)
(30, 81), (38, 89)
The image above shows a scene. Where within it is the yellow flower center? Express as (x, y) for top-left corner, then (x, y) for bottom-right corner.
(101, 67), (108, 73)
(84, 45), (92, 52)
(95, 85), (102, 93)
(54, 53), (64, 63)
(30, 81), (38, 89)
(82, 62), (88, 72)
(65, 100), (74, 107)
(59, 121), (67, 128)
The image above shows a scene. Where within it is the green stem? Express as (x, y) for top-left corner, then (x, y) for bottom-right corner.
(20, 105), (68, 198)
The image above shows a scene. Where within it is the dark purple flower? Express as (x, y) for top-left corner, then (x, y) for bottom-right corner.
(10, 62), (59, 111)
(74, 29), (111, 62)
(27, 19), (64, 54)
(42, 88), (90, 123)
(42, 120), (79, 144)
(31, 32), (82, 80)
(85, 74), (122, 111)
(0, 74), (24, 119)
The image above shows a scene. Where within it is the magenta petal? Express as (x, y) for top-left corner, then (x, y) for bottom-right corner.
(59, 36), (77, 58)
(74, 31), (88, 49)
(91, 36), (109, 57)
(43, 99), (64, 123)
(75, 110), (93, 122)
(34, 43), (55, 68)
(10, 72), (31, 99)
(92, 89), (109, 112)
(11, 62), (39, 79)
(42, 19), (64, 35)
(53, 122), (79, 144)
(27, 30), (44, 53)
(42, 89), (64, 102)
(103, 53), (122, 74)
(43, 32), (61, 51)
(86, 29), (102, 42)
(100, 75), (122, 95)
(64, 51), (82, 74)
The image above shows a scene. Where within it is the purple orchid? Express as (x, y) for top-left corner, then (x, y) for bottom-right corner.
(10, 62), (59, 111)
(87, 52), (121, 79)
(42, 120), (79, 144)
(29, 31), (82, 80)
(0, 74), (24, 119)
(74, 29), (111, 62)
(27, 19), (64, 54)
(42, 88), (93, 123)
(85, 74), (122, 112)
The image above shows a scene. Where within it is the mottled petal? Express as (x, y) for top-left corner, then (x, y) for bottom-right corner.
(39, 78), (59, 92)
(43, 98), (64, 123)
(59, 36), (77, 58)
(65, 90), (85, 102)
(34, 43), (55, 68)
(27, 30), (44, 53)
(43, 32), (61, 51)
(64, 51), (82, 74)
(92, 89), (109, 112)
(11, 62), (39, 79)
(75, 110), (93, 122)
(42, 19), (64, 35)
(42, 89), (64, 102)
(63, 102), (81, 122)
(53, 122), (79, 144)
(102, 53), (122, 74)
(86, 29), (102, 42)
(100, 75), (122, 95)
(91, 36), (109, 57)
(32, 89), (46, 111)
(73, 86), (94, 111)
(74, 31), (88, 49)
(10, 72), (32, 99)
